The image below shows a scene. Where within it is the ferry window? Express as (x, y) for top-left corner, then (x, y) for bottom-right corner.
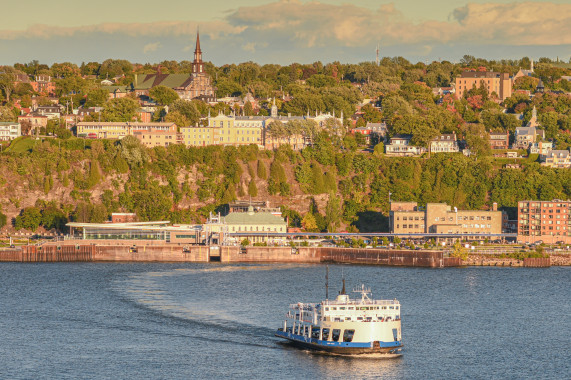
(357, 317), (363, 321)
(396, 306), (399, 310)
(325, 307), (329, 311)
(339, 307), (346, 310)
(322, 328), (330, 341)
(332, 329), (341, 342)
(389, 306), (394, 309)
(348, 307), (354, 310)
(345, 317), (351, 321)
(382, 306), (387, 310)
(343, 329), (355, 342)
(332, 307), (337, 310)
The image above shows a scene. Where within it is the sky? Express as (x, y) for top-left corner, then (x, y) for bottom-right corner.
(1, 0), (570, 65)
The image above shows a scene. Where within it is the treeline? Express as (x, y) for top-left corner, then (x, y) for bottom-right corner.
(1, 134), (570, 233)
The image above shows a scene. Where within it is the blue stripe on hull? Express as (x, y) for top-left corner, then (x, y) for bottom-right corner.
(275, 330), (402, 349)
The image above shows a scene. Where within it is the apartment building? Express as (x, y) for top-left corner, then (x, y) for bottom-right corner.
(455, 71), (512, 101)
(517, 200), (571, 244)
(133, 130), (178, 148)
(76, 122), (176, 139)
(390, 202), (503, 237)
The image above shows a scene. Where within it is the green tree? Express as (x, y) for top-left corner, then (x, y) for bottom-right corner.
(15, 207), (42, 231)
(0, 209), (7, 229)
(149, 85), (179, 105)
(84, 88), (110, 107)
(102, 97), (139, 122)
(248, 179), (258, 197)
(325, 192), (342, 232)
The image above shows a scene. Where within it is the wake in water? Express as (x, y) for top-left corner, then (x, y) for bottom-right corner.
(112, 264), (304, 350)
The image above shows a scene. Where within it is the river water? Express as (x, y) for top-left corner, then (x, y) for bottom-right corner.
(0, 263), (569, 379)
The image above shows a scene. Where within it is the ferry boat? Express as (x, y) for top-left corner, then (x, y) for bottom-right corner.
(275, 281), (403, 355)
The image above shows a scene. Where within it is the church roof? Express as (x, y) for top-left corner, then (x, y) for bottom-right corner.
(133, 73), (194, 90)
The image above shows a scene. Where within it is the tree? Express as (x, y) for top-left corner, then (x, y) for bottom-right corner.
(0, 209), (7, 229)
(243, 101), (255, 116)
(248, 179), (258, 197)
(0, 70), (15, 102)
(102, 97), (139, 122)
(325, 193), (342, 232)
(0, 106), (16, 122)
(169, 99), (200, 126)
(119, 135), (147, 167)
(257, 160), (267, 179)
(149, 85), (179, 105)
(84, 88), (110, 107)
(15, 207), (42, 231)
(301, 213), (319, 232)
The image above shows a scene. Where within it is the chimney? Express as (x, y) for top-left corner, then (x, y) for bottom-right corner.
(492, 202), (498, 211)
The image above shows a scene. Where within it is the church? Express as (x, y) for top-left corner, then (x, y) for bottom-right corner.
(131, 31), (216, 102)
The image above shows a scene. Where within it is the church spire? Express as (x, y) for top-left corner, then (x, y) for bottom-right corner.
(193, 28), (204, 74)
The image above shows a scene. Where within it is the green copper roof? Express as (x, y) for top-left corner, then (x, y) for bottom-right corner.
(224, 212), (286, 225)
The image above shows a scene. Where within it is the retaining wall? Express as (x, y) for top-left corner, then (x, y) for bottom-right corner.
(320, 248), (449, 268)
(221, 246), (320, 263)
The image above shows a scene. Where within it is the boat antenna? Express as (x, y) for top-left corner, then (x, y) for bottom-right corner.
(325, 265), (329, 300)
(341, 278), (346, 295)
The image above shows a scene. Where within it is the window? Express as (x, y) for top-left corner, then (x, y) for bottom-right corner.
(321, 328), (330, 341)
(332, 329), (341, 342)
(343, 329), (355, 342)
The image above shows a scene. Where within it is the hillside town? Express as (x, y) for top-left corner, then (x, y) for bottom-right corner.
(1, 33), (571, 249)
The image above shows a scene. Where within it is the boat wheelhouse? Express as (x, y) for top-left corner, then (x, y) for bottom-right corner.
(275, 282), (403, 355)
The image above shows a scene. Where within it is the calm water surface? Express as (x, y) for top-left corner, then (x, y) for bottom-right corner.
(0, 263), (569, 379)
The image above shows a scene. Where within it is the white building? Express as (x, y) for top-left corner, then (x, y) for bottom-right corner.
(385, 135), (426, 156)
(0, 122), (21, 141)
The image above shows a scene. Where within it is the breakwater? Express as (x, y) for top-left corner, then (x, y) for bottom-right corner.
(0, 243), (460, 267)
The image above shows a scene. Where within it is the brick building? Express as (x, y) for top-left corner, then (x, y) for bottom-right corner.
(517, 200), (571, 244)
(455, 71), (512, 101)
(489, 131), (509, 150)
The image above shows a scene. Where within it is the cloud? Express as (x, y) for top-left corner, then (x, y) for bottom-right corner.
(0, 1), (570, 64)
(143, 42), (161, 54)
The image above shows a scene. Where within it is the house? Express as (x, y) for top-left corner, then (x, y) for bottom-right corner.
(222, 205), (287, 244)
(430, 133), (459, 153)
(455, 71), (512, 101)
(514, 126), (544, 149)
(0, 122), (21, 141)
(17, 114), (48, 133)
(385, 135), (426, 156)
(541, 150), (571, 168)
(489, 131), (510, 150)
(530, 141), (553, 156)
(33, 105), (63, 120)
(350, 122), (387, 144)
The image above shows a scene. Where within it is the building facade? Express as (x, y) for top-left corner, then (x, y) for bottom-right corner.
(133, 130), (178, 148)
(541, 149), (571, 168)
(517, 200), (571, 244)
(489, 131), (509, 150)
(77, 122), (176, 139)
(385, 135), (426, 156)
(429, 133), (459, 153)
(0, 122), (21, 141)
(389, 202), (503, 238)
(455, 71), (512, 101)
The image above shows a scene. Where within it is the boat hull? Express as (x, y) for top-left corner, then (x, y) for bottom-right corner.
(275, 330), (403, 355)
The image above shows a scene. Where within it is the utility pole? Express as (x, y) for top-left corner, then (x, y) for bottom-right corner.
(376, 43), (380, 66)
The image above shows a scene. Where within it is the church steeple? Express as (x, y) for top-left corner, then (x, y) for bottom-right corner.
(193, 28), (204, 74)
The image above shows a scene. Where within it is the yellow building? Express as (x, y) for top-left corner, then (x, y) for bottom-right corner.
(77, 122), (176, 139)
(180, 113), (264, 147)
(133, 130), (178, 148)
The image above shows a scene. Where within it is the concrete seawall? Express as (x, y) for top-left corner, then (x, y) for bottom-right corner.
(1, 244), (462, 267)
